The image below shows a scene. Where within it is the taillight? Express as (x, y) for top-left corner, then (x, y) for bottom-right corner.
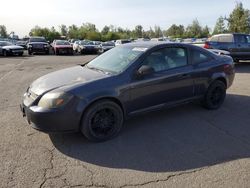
(204, 42), (211, 49)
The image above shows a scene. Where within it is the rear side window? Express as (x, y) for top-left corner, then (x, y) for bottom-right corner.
(192, 50), (212, 64)
(235, 35), (248, 43)
(218, 35), (233, 42)
(142, 47), (188, 72)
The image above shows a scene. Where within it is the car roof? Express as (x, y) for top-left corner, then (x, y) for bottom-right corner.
(122, 41), (193, 49)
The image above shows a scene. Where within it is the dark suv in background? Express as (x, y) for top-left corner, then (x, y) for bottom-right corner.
(27, 37), (50, 55)
(205, 33), (250, 62)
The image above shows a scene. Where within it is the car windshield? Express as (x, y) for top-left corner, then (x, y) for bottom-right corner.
(56, 40), (70, 45)
(0, 42), (13, 46)
(86, 46), (145, 74)
(80, 41), (90, 45)
(30, 38), (46, 42)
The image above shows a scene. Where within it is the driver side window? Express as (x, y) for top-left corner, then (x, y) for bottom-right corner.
(142, 47), (188, 72)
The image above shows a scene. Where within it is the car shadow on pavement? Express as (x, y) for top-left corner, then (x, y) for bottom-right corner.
(235, 62), (250, 73)
(49, 94), (250, 172)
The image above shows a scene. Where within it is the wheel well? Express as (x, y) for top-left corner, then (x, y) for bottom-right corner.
(79, 97), (125, 126)
(215, 77), (227, 88)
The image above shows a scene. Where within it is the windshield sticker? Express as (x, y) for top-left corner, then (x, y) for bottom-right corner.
(132, 47), (148, 52)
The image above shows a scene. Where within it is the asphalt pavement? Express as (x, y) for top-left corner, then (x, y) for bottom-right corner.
(0, 53), (250, 188)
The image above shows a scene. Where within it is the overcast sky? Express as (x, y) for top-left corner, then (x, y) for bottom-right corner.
(1, 0), (250, 37)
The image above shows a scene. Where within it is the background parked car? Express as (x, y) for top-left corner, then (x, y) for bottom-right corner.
(0, 41), (24, 56)
(204, 33), (250, 62)
(16, 40), (27, 50)
(115, 39), (132, 46)
(98, 41), (115, 53)
(52, 40), (73, 55)
(77, 40), (99, 54)
(73, 40), (80, 53)
(27, 37), (50, 55)
(69, 39), (78, 46)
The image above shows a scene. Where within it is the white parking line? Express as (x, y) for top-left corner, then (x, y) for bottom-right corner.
(0, 60), (26, 82)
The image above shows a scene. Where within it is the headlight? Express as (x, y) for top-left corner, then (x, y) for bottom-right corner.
(28, 44), (32, 48)
(44, 44), (50, 48)
(38, 91), (73, 109)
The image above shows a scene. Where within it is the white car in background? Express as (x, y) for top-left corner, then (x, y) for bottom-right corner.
(0, 41), (24, 56)
(73, 40), (80, 52)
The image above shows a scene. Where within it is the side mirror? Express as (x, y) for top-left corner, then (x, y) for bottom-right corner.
(137, 65), (154, 76)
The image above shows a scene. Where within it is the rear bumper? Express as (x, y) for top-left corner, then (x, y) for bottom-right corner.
(20, 98), (84, 133)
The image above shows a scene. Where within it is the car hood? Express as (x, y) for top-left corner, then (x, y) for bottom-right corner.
(3, 45), (23, 49)
(55, 45), (72, 48)
(30, 65), (108, 95)
(28, 42), (48, 45)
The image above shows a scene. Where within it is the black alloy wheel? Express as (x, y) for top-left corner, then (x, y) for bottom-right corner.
(202, 80), (226, 110)
(81, 100), (124, 142)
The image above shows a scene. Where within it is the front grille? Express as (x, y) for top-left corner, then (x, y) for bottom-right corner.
(33, 44), (44, 49)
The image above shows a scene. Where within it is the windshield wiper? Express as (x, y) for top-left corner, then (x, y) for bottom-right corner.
(86, 65), (111, 75)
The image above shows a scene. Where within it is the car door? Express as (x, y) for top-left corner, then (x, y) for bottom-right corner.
(234, 34), (250, 58)
(127, 46), (194, 114)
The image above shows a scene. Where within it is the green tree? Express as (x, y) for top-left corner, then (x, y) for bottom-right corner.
(59, 24), (68, 36)
(29, 26), (60, 42)
(166, 24), (185, 38)
(0, 25), (8, 38)
(101, 26), (110, 35)
(68, 24), (79, 39)
(202, 25), (210, 37)
(227, 2), (250, 33)
(134, 25), (143, 38)
(185, 19), (203, 38)
(213, 16), (227, 34)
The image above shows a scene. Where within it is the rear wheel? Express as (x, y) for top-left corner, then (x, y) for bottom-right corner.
(202, 80), (226, 110)
(81, 100), (124, 142)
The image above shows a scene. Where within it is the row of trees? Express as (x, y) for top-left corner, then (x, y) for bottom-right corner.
(1, 2), (249, 42)
(213, 2), (250, 35)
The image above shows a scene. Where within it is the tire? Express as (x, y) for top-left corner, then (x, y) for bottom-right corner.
(3, 50), (7, 57)
(202, 80), (226, 110)
(81, 100), (124, 142)
(28, 51), (32, 55)
(54, 49), (59, 55)
(19, 52), (23, 56)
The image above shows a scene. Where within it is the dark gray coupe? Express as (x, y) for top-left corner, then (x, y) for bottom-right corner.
(21, 42), (235, 141)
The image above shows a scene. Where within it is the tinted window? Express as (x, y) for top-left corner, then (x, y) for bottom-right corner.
(142, 47), (188, 72)
(30, 38), (46, 42)
(235, 35), (247, 43)
(55, 40), (70, 45)
(192, 50), (212, 64)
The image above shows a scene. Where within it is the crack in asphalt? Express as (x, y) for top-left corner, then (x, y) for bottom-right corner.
(118, 167), (207, 188)
(39, 147), (57, 188)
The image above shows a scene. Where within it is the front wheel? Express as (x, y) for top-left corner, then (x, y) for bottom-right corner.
(3, 50), (7, 57)
(81, 100), (124, 142)
(202, 80), (226, 110)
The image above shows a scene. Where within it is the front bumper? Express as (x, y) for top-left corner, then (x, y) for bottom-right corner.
(20, 95), (85, 133)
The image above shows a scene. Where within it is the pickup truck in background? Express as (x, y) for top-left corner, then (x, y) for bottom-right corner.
(204, 33), (250, 62)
